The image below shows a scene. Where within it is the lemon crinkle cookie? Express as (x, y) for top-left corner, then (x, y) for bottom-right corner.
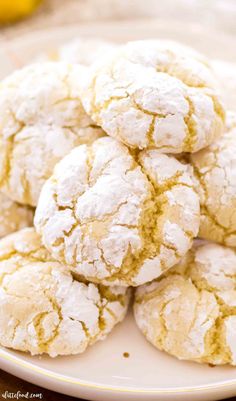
(0, 192), (33, 237)
(134, 241), (236, 365)
(0, 62), (104, 207)
(0, 228), (130, 357)
(81, 40), (225, 153)
(41, 38), (117, 66)
(189, 112), (236, 247)
(34, 136), (200, 287)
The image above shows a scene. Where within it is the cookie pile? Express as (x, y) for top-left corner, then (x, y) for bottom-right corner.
(0, 38), (235, 365)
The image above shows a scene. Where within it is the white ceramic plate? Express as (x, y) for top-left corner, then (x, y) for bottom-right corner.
(0, 19), (236, 401)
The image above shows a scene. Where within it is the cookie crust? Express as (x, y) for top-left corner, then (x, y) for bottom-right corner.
(35, 136), (200, 286)
(134, 241), (236, 365)
(0, 228), (130, 357)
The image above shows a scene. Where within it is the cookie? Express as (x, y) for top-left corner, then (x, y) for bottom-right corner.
(0, 228), (130, 357)
(81, 40), (225, 153)
(0, 62), (104, 206)
(34, 136), (200, 287)
(0, 192), (33, 237)
(189, 112), (236, 247)
(134, 241), (236, 365)
(40, 38), (117, 66)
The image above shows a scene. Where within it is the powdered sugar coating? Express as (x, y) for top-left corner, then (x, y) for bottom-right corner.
(0, 62), (104, 206)
(189, 112), (236, 247)
(81, 40), (225, 153)
(134, 241), (236, 365)
(0, 192), (33, 238)
(40, 38), (117, 66)
(34, 136), (200, 287)
(0, 228), (130, 357)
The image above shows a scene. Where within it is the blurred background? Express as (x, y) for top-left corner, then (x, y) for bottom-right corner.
(0, 0), (236, 73)
(1, 0), (236, 39)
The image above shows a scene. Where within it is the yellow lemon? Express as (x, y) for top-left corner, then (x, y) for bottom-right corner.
(0, 0), (42, 23)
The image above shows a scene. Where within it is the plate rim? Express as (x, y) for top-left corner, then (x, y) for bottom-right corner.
(1, 347), (236, 395)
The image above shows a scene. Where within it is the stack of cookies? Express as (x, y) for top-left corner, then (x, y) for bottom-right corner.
(0, 38), (235, 366)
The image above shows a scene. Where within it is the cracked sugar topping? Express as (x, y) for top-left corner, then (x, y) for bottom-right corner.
(34, 136), (200, 287)
(0, 228), (130, 357)
(0, 192), (33, 238)
(134, 241), (236, 365)
(189, 112), (236, 247)
(0, 62), (104, 207)
(40, 38), (117, 66)
(81, 40), (225, 153)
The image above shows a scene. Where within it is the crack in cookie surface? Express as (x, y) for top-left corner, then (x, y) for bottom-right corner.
(134, 241), (236, 365)
(189, 112), (236, 247)
(0, 228), (130, 357)
(0, 63), (104, 206)
(35, 136), (200, 287)
(81, 40), (225, 153)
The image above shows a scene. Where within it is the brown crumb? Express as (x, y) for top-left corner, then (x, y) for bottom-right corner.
(123, 352), (130, 358)
(208, 363), (216, 368)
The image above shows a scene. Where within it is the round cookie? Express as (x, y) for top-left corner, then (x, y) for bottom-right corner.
(189, 112), (236, 247)
(134, 241), (236, 365)
(0, 192), (33, 238)
(0, 228), (130, 357)
(81, 39), (225, 153)
(40, 38), (117, 66)
(0, 62), (104, 206)
(34, 136), (200, 287)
